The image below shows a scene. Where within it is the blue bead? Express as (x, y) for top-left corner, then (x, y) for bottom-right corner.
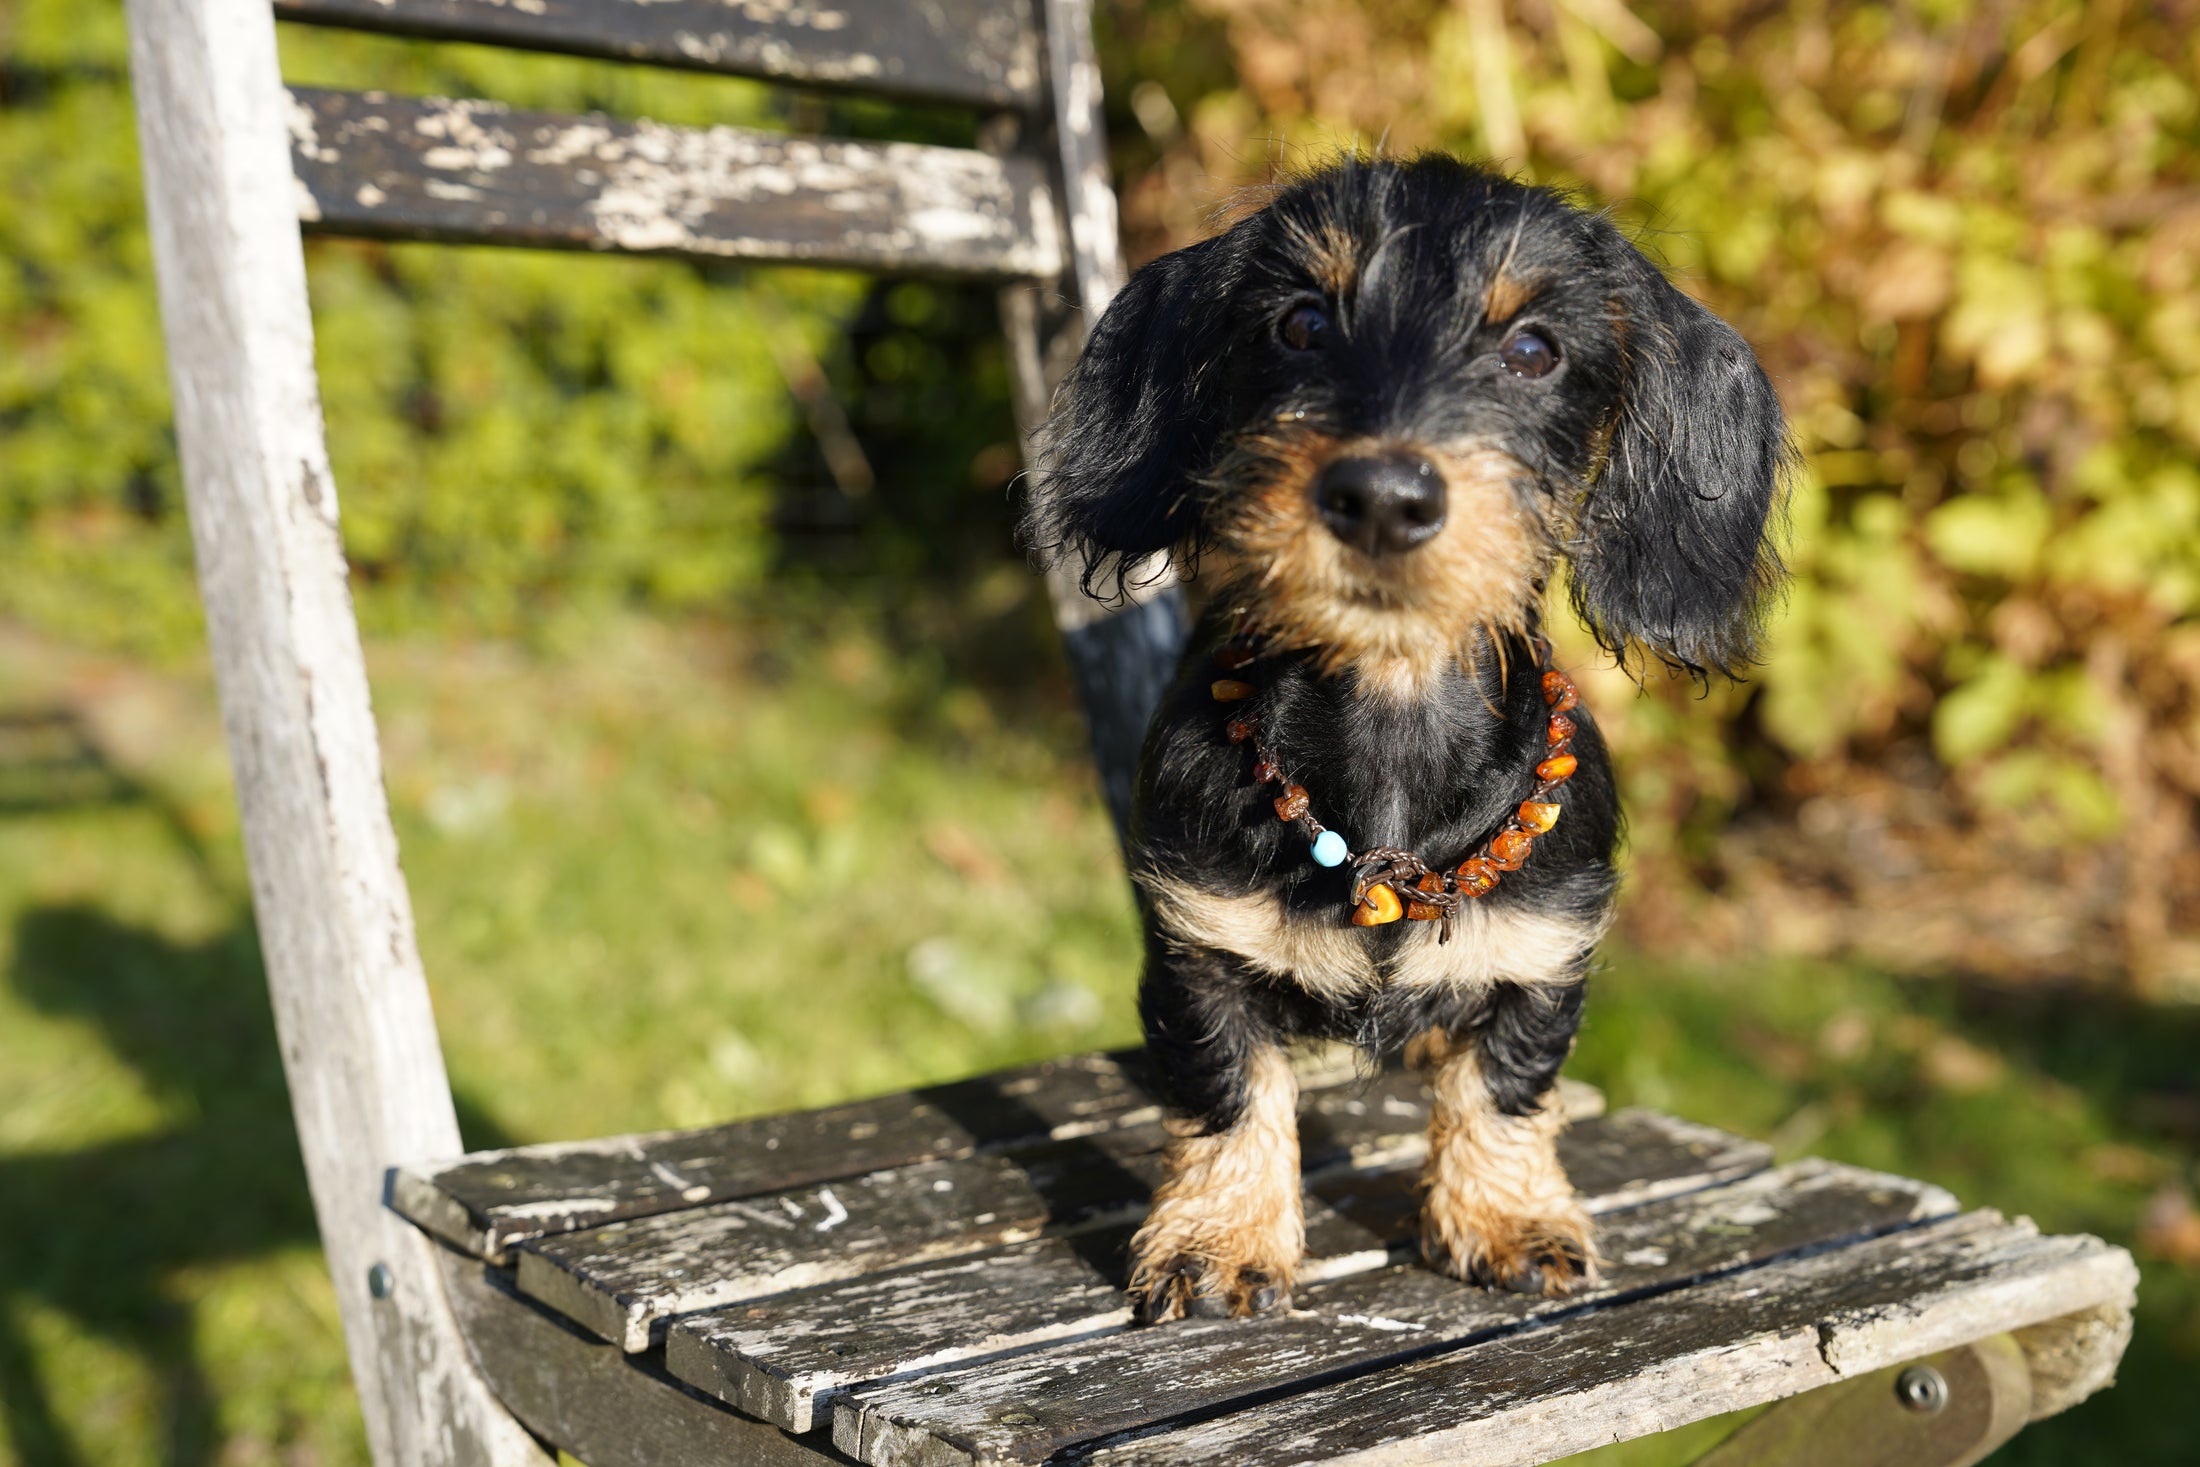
(1310, 830), (1348, 867)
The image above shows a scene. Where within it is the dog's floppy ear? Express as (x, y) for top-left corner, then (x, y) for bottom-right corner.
(1022, 234), (1241, 596)
(1567, 248), (1792, 677)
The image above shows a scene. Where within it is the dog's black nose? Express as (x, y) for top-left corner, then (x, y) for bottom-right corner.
(1312, 455), (1446, 557)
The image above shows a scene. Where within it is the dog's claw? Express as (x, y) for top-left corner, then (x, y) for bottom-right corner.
(1428, 1221), (1595, 1298)
(1130, 1257), (1292, 1324)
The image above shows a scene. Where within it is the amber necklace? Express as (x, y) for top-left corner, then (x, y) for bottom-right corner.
(1209, 635), (1581, 940)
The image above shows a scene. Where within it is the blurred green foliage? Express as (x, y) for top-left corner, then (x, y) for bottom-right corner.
(1097, 0), (2200, 984)
(1, 2), (875, 649)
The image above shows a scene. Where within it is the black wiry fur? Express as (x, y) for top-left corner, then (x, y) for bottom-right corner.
(1025, 156), (1789, 1160)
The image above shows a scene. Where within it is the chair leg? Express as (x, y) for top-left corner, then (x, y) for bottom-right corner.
(122, 1), (544, 1459)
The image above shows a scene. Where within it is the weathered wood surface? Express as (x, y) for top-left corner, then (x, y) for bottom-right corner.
(434, 1242), (854, 1467)
(395, 1050), (1162, 1260)
(273, 0), (1045, 111)
(1041, 0), (1124, 320)
(521, 1126), (1171, 1352)
(287, 88), (1067, 281)
(397, 1053), (1605, 1262)
(397, 1053), (1588, 1261)
(831, 1161), (1957, 1465)
(666, 1111), (1775, 1433)
(512, 1077), (1647, 1354)
(1073, 1213), (2138, 1467)
(123, 0), (545, 1461)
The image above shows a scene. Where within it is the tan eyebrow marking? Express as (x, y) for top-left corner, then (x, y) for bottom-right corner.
(1483, 270), (1538, 324)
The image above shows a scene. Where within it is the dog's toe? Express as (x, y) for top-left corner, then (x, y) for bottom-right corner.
(1426, 1215), (1596, 1298)
(1130, 1257), (1292, 1324)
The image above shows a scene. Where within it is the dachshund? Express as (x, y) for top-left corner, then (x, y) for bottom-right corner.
(1022, 155), (1790, 1324)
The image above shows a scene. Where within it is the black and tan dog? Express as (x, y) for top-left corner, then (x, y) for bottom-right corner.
(1022, 155), (1790, 1324)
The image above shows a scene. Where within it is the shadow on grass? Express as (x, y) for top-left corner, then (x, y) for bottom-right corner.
(0, 715), (511, 1467)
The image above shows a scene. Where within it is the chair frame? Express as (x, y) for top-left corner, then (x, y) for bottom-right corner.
(122, 1), (1165, 1459)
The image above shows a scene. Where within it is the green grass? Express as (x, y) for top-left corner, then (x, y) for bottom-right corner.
(0, 615), (2193, 1466)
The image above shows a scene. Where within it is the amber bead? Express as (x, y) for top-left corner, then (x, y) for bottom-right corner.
(1547, 713), (1576, 745)
(1518, 800), (1561, 833)
(1406, 873), (1446, 921)
(1226, 717), (1256, 744)
(1541, 670), (1579, 712)
(1455, 857), (1500, 896)
(1489, 828), (1534, 870)
(1352, 883), (1404, 926)
(1215, 642), (1257, 670)
(1273, 784), (1311, 821)
(1252, 753), (1281, 784)
(1536, 753), (1578, 782)
(1211, 679), (1255, 702)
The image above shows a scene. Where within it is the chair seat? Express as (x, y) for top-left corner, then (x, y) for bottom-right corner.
(396, 1052), (2136, 1467)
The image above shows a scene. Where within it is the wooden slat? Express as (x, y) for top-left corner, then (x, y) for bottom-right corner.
(665, 1114), (1782, 1433)
(286, 87), (1067, 280)
(521, 1124), (1169, 1352)
(1073, 1215), (2138, 1467)
(829, 1161), (1959, 1465)
(432, 1242), (850, 1467)
(273, 0), (1045, 111)
(396, 1055), (1602, 1261)
(520, 1099), (1761, 1356)
(392, 1050), (1162, 1260)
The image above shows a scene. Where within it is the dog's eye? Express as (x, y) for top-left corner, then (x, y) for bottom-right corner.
(1279, 304), (1331, 352)
(1499, 330), (1559, 378)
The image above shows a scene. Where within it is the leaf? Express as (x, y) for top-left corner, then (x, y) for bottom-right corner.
(1925, 488), (2051, 579)
(1932, 654), (2029, 764)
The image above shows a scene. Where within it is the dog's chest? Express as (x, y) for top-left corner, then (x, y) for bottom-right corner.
(1142, 676), (1602, 999)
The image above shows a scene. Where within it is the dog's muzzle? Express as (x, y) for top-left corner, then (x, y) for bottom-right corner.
(1312, 455), (1446, 557)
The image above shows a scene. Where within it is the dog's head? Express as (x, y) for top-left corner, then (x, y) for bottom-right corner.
(1024, 156), (1792, 696)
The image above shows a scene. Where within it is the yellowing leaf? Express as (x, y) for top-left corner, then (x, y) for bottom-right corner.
(1925, 489), (2051, 579)
(1933, 655), (2030, 764)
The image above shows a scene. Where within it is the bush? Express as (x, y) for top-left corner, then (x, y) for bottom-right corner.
(1097, 0), (2200, 989)
(0, 3), (865, 650)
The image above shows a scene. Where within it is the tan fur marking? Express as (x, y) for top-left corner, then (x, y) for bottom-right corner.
(1129, 1045), (1305, 1321)
(1308, 225), (1360, 296)
(1415, 1036), (1596, 1296)
(1386, 901), (1610, 991)
(1207, 435), (1558, 705)
(1483, 270), (1536, 324)
(1141, 875), (1379, 1000)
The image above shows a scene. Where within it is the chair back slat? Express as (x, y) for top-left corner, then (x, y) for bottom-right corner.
(273, 0), (1045, 111)
(289, 87), (1067, 280)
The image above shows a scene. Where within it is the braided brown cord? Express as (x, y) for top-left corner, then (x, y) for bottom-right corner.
(1218, 635), (1582, 939)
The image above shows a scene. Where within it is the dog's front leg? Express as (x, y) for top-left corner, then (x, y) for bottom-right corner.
(1128, 944), (1303, 1323)
(1413, 981), (1596, 1297)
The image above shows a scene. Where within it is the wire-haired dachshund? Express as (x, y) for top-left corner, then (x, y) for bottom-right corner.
(1023, 154), (1791, 1324)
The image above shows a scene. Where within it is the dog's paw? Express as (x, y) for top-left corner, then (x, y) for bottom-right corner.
(1421, 1208), (1596, 1298)
(1129, 1251), (1291, 1324)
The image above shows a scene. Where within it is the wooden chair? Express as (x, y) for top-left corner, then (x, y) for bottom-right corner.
(123, 1), (2137, 1463)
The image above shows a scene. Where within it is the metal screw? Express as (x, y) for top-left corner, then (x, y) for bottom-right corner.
(1896, 1364), (1948, 1415)
(367, 1263), (396, 1300)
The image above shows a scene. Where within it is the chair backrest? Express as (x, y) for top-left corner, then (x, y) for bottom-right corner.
(120, 2), (1178, 1461)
